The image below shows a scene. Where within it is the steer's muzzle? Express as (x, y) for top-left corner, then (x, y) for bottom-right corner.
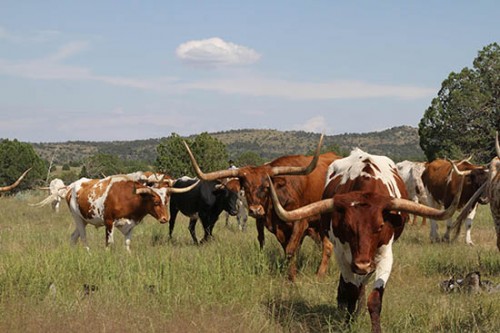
(352, 260), (374, 275)
(249, 205), (265, 218)
(159, 216), (170, 224)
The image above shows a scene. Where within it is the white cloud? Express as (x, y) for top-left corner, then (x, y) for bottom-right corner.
(176, 37), (261, 68)
(47, 41), (89, 62)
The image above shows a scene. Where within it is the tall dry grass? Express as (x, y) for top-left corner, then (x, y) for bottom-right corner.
(0, 192), (499, 332)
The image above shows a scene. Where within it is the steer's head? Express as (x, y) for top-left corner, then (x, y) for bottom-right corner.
(238, 166), (276, 218)
(135, 178), (201, 224)
(455, 160), (489, 205)
(135, 185), (170, 224)
(214, 178), (241, 216)
(329, 191), (407, 275)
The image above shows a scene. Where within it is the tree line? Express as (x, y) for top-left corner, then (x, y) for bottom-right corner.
(1, 43), (498, 191)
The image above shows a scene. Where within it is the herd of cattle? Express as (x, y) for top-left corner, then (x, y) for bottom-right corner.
(2, 132), (499, 333)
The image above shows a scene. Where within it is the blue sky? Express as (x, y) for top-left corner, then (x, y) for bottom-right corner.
(0, 1), (498, 142)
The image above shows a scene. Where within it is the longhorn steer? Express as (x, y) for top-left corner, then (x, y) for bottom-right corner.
(421, 158), (488, 245)
(184, 135), (340, 281)
(268, 148), (463, 333)
(35, 174), (198, 251)
(396, 160), (428, 225)
(452, 132), (500, 250)
(30, 171), (173, 213)
(168, 177), (240, 243)
(0, 168), (31, 192)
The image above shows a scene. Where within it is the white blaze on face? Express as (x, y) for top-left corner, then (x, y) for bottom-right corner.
(326, 148), (402, 198)
(152, 187), (168, 206)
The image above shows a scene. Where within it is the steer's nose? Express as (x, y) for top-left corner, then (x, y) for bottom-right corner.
(159, 216), (170, 224)
(352, 260), (373, 275)
(249, 205), (264, 218)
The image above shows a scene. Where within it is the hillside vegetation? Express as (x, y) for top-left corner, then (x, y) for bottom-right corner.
(31, 125), (424, 165)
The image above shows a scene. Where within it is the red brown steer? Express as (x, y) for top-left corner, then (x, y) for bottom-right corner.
(184, 135), (340, 281)
(422, 157), (488, 245)
(452, 132), (500, 250)
(63, 175), (198, 252)
(268, 148), (463, 333)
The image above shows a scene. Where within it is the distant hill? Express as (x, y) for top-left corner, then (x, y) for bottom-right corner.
(31, 125), (425, 165)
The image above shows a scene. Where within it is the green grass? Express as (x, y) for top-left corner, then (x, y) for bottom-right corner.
(1, 192), (499, 332)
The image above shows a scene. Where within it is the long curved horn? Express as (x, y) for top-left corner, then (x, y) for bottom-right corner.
(267, 175), (334, 221)
(29, 193), (58, 207)
(0, 168), (32, 192)
(183, 141), (240, 180)
(496, 131), (500, 158)
(269, 134), (324, 176)
(449, 181), (488, 241)
(447, 158), (471, 176)
(388, 164), (465, 220)
(168, 179), (200, 193)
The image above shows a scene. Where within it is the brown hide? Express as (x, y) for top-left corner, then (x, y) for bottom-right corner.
(323, 169), (408, 273)
(71, 179), (169, 225)
(422, 159), (488, 208)
(240, 152), (340, 280)
(242, 152), (338, 229)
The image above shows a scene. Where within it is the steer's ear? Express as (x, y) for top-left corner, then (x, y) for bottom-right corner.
(383, 210), (405, 228)
(213, 183), (226, 194)
(271, 177), (287, 189)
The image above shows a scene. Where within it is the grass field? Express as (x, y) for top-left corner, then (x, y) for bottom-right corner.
(1, 191), (499, 332)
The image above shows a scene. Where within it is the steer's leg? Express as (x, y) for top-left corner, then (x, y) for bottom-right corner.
(427, 198), (441, 243)
(168, 209), (178, 239)
(464, 204), (477, 246)
(337, 275), (362, 320)
(256, 218), (265, 249)
(188, 217), (199, 244)
(105, 220), (114, 249)
(123, 229), (133, 253)
(71, 215), (89, 251)
(285, 220), (309, 281)
(316, 233), (333, 278)
(367, 287), (384, 333)
(199, 216), (214, 243)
